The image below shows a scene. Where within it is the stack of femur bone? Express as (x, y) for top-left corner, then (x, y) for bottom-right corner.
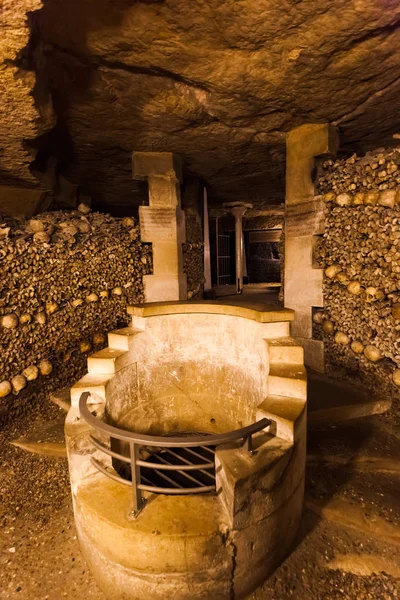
(314, 147), (400, 390)
(0, 204), (151, 403)
(183, 214), (205, 299)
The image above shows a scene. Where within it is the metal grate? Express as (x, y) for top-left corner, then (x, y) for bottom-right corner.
(217, 234), (231, 285)
(138, 443), (215, 491)
(79, 392), (271, 517)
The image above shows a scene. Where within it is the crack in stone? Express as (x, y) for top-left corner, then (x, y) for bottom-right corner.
(333, 74), (400, 126)
(326, 16), (400, 66)
(44, 43), (290, 119)
(225, 533), (237, 600)
(47, 42), (213, 95)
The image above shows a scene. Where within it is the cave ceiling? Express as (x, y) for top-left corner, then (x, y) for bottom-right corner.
(2, 0), (400, 210)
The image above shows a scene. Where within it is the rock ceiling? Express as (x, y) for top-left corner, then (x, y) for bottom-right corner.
(1, 0), (400, 210)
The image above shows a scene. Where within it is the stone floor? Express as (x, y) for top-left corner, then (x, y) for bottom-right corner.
(1, 389), (399, 600)
(214, 282), (281, 303)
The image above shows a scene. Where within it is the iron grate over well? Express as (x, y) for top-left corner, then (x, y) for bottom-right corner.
(115, 433), (216, 492)
(136, 438), (216, 491)
(79, 392), (271, 516)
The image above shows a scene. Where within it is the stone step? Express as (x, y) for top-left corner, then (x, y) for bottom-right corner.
(268, 364), (307, 400)
(108, 327), (139, 351)
(257, 395), (306, 443)
(268, 337), (304, 365)
(87, 347), (129, 375)
(259, 321), (290, 339)
(70, 373), (113, 407)
(49, 387), (71, 412)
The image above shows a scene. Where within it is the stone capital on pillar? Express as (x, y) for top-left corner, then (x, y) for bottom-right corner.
(132, 152), (183, 182)
(231, 206), (248, 220)
(223, 202), (253, 219)
(133, 151), (182, 209)
(286, 124), (338, 206)
(132, 151), (187, 302)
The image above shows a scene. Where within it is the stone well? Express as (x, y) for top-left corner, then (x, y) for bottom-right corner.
(66, 301), (307, 599)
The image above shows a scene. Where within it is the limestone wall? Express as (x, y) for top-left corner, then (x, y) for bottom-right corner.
(0, 206), (151, 423)
(313, 147), (400, 406)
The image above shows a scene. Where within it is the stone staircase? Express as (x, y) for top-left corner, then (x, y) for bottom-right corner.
(260, 335), (306, 444)
(70, 324), (144, 406)
(70, 303), (307, 449)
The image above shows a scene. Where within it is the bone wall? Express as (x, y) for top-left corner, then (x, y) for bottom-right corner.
(0, 205), (151, 423)
(183, 213), (204, 300)
(313, 147), (400, 407)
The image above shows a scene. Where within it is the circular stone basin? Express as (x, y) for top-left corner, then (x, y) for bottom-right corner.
(66, 302), (306, 599)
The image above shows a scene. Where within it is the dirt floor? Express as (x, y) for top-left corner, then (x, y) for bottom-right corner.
(1, 397), (400, 600)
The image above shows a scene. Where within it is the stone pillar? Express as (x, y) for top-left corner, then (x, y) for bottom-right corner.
(132, 152), (187, 302)
(232, 206), (246, 293)
(203, 186), (212, 292)
(284, 124), (338, 371)
(222, 202), (252, 294)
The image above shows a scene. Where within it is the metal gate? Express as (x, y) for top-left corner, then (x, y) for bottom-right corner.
(217, 234), (231, 285)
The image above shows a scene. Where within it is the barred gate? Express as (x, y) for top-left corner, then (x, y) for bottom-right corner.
(217, 234), (231, 285)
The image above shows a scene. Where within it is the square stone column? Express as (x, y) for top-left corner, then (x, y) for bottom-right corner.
(284, 124), (338, 371)
(133, 152), (187, 302)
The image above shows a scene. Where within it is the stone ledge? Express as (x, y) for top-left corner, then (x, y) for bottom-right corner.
(87, 348), (130, 376)
(267, 337), (304, 364)
(268, 363), (307, 400)
(107, 327), (141, 351)
(128, 301), (295, 323)
(257, 395), (306, 442)
(70, 373), (113, 407)
(132, 151), (183, 182)
(0, 185), (46, 217)
(216, 433), (293, 527)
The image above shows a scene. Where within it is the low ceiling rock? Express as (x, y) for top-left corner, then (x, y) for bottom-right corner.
(1, 0), (400, 211)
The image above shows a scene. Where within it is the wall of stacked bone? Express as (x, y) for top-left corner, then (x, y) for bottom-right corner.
(0, 203), (206, 423)
(313, 146), (400, 400)
(183, 214), (204, 299)
(0, 205), (152, 423)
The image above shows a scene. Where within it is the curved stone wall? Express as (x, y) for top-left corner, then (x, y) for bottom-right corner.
(66, 302), (307, 599)
(105, 311), (271, 434)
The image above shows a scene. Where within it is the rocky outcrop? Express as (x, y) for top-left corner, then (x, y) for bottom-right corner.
(0, 0), (55, 189)
(1, 0), (400, 209)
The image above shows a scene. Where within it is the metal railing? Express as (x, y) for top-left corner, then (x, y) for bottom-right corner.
(79, 392), (271, 517)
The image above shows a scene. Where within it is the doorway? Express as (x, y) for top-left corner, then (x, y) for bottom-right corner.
(246, 229), (282, 284)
